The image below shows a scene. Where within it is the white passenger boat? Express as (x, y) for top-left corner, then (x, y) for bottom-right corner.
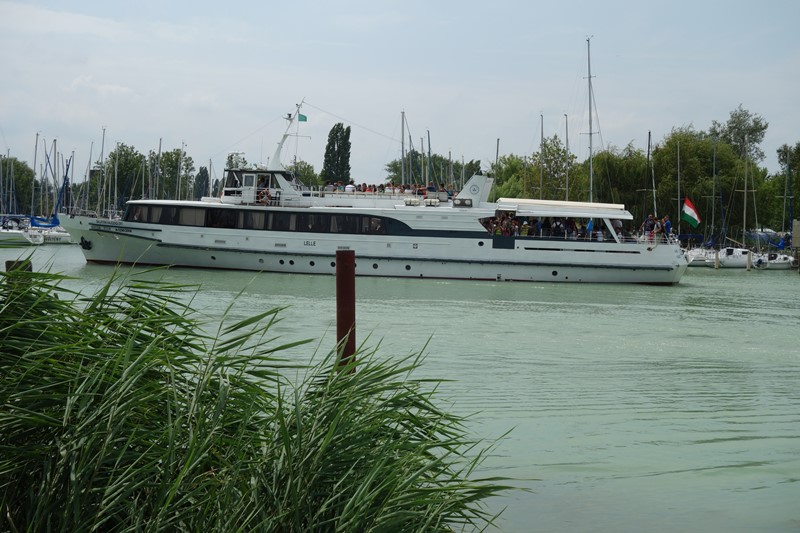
(62, 115), (689, 285)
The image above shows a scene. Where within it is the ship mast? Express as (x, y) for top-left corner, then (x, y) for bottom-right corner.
(587, 36), (594, 203)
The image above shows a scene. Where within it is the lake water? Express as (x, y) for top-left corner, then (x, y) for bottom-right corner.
(4, 244), (800, 532)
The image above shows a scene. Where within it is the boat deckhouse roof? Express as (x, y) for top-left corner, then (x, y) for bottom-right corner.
(495, 197), (632, 221)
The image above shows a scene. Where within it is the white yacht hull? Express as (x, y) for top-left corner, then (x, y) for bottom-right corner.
(63, 215), (688, 284)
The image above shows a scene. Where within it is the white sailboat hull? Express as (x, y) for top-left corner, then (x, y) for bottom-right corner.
(0, 228), (44, 245)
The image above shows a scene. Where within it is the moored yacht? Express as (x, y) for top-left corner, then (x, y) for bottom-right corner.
(62, 112), (689, 285)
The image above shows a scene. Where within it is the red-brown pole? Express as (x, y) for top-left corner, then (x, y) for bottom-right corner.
(336, 250), (356, 371)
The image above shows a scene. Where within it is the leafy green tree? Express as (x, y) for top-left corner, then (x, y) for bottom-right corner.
(193, 166), (210, 199)
(490, 136), (576, 201)
(226, 153), (248, 169)
(538, 135), (576, 201)
(775, 142), (799, 229)
(157, 148), (195, 200)
(0, 156), (35, 215)
(490, 155), (527, 200)
(777, 142), (800, 173)
(588, 143), (647, 221)
(710, 104), (769, 162)
(106, 144), (147, 208)
(385, 151), (481, 190)
(287, 160), (319, 187)
(650, 128), (744, 238)
(320, 123), (351, 185)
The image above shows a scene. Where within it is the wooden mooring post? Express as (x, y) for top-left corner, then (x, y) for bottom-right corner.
(5, 260), (32, 272)
(335, 250), (356, 371)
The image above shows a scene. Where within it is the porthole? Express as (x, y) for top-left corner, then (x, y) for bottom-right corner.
(310, 261), (315, 267)
(405, 265), (411, 271)
(372, 263), (378, 269)
(289, 260), (295, 265)
(279, 259), (285, 265)
(478, 241), (485, 247)
(551, 271), (558, 276)
(258, 258), (264, 263)
(330, 261), (336, 268)
(211, 255), (216, 260)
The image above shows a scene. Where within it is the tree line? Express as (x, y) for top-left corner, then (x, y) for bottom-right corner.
(478, 105), (799, 241)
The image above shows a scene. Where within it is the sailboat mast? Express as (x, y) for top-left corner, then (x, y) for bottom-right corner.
(539, 113), (544, 199)
(564, 114), (569, 201)
(97, 127), (106, 215)
(426, 130), (432, 187)
(114, 142), (119, 214)
(711, 142), (716, 238)
(401, 111), (406, 185)
(788, 163), (793, 232)
(678, 141), (681, 235)
(650, 136), (657, 217)
(31, 132), (39, 216)
(743, 146), (748, 246)
(587, 36), (594, 203)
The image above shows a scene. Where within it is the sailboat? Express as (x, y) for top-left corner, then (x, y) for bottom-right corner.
(704, 145), (757, 268)
(29, 151), (74, 244)
(0, 217), (45, 245)
(1, 149), (44, 245)
(750, 165), (796, 269)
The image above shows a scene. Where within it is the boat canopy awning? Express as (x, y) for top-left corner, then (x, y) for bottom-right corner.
(495, 198), (633, 220)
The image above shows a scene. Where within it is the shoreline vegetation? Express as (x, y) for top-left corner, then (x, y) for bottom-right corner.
(0, 262), (514, 531)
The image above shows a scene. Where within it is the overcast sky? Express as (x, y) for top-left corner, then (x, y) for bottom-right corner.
(1, 0), (797, 187)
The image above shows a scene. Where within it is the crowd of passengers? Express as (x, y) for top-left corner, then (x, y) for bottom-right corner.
(485, 212), (677, 242)
(484, 213), (631, 241)
(322, 180), (450, 196)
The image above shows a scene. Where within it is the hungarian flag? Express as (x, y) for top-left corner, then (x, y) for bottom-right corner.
(681, 197), (701, 228)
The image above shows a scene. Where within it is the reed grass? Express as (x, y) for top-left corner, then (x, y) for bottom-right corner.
(0, 267), (513, 532)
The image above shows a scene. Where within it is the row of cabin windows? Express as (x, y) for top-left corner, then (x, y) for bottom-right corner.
(125, 205), (396, 235)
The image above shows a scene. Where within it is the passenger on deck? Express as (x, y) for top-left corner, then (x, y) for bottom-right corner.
(641, 214), (656, 233)
(552, 218), (565, 237)
(564, 218), (577, 239)
(541, 218), (551, 237)
(612, 218), (623, 238)
(640, 214), (656, 242)
(662, 215), (671, 240)
(520, 221), (530, 236)
(576, 221), (587, 239)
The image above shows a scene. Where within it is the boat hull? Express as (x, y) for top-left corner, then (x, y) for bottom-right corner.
(63, 215), (688, 285)
(0, 229), (44, 245)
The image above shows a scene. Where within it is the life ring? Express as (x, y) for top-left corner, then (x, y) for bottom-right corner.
(257, 189), (271, 203)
